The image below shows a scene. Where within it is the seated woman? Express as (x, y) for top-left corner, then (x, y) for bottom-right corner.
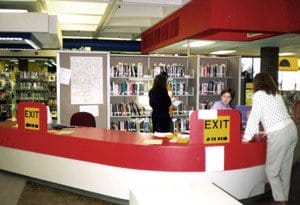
(210, 88), (235, 109)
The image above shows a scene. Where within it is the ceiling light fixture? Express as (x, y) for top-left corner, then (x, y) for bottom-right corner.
(46, 1), (108, 15)
(0, 37), (23, 41)
(210, 50), (236, 55)
(58, 14), (101, 24)
(0, 9), (28, 13)
(279, 52), (296, 56)
(182, 40), (215, 48)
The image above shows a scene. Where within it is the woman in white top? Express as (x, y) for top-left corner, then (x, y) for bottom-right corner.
(242, 73), (298, 204)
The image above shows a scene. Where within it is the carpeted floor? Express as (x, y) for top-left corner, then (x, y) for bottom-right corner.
(17, 181), (118, 205)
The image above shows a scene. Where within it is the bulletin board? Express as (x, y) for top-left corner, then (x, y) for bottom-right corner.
(57, 51), (110, 128)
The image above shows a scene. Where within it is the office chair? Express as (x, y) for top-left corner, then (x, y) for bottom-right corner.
(70, 112), (96, 127)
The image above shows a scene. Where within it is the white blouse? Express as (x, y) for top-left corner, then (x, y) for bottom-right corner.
(243, 90), (292, 141)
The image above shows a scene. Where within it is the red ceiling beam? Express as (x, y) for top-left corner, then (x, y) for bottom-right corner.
(141, 0), (298, 53)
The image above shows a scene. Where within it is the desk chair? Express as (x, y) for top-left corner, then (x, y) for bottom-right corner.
(70, 112), (96, 127)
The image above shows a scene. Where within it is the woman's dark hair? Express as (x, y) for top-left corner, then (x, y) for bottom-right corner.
(253, 72), (278, 95)
(150, 73), (168, 92)
(221, 87), (235, 100)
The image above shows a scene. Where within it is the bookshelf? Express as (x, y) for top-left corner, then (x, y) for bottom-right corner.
(190, 56), (241, 109)
(109, 54), (195, 133)
(15, 71), (57, 121)
(0, 72), (13, 121)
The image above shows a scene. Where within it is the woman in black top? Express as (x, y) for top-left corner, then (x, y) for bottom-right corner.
(149, 73), (172, 132)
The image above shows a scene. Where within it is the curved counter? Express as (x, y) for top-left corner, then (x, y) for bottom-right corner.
(0, 102), (267, 201)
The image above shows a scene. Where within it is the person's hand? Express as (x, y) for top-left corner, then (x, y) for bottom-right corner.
(241, 135), (252, 143)
(242, 137), (251, 143)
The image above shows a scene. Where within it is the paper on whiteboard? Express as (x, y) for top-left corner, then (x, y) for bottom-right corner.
(70, 56), (103, 104)
(59, 67), (72, 85)
(79, 105), (99, 117)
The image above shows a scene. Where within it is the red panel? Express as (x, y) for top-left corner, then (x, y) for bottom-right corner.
(141, 0), (299, 53)
(289, 0), (300, 33)
(142, 0), (211, 53)
(210, 0), (290, 33)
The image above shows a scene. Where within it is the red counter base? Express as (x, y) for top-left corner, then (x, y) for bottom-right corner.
(0, 104), (267, 200)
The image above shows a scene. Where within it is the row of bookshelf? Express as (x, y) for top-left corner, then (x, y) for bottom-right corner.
(153, 63), (187, 78)
(110, 102), (146, 117)
(110, 117), (190, 133)
(110, 62), (144, 78)
(16, 71), (47, 80)
(111, 118), (152, 132)
(172, 118), (189, 133)
(200, 63), (227, 77)
(200, 81), (226, 95)
(15, 82), (48, 90)
(107, 55), (240, 133)
(110, 81), (147, 96)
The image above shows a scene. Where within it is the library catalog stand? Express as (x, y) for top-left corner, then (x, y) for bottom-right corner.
(0, 103), (267, 202)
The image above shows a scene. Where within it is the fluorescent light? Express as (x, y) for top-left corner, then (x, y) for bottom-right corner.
(46, 1), (108, 15)
(61, 24), (98, 31)
(279, 52), (296, 56)
(58, 14), (101, 24)
(98, 37), (134, 41)
(0, 37), (23, 41)
(210, 50), (236, 55)
(0, 9), (28, 13)
(24, 39), (41, 50)
(63, 36), (93, 39)
(182, 40), (215, 48)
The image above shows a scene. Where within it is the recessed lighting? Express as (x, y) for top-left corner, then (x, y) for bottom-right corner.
(60, 24), (98, 31)
(58, 14), (101, 24)
(279, 52), (296, 56)
(46, 1), (108, 15)
(182, 40), (215, 48)
(0, 37), (23, 41)
(0, 9), (28, 13)
(210, 50), (236, 55)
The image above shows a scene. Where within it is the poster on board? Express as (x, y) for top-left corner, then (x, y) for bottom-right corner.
(70, 56), (103, 104)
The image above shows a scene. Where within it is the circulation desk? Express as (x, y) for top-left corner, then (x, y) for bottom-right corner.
(0, 102), (267, 201)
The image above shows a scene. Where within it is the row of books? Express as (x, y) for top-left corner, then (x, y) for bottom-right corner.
(16, 82), (48, 90)
(111, 117), (189, 133)
(169, 81), (191, 96)
(16, 71), (47, 80)
(200, 81), (225, 95)
(172, 118), (189, 132)
(111, 118), (152, 132)
(199, 101), (214, 109)
(153, 63), (186, 77)
(110, 81), (147, 96)
(16, 92), (48, 101)
(111, 102), (145, 116)
(200, 64), (227, 77)
(110, 62), (144, 78)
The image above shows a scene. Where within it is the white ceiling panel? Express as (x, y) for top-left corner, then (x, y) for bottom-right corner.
(109, 17), (152, 27)
(115, 5), (164, 18)
(103, 26), (142, 33)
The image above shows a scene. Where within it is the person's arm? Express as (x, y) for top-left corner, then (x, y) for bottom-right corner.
(210, 101), (222, 110)
(242, 93), (262, 142)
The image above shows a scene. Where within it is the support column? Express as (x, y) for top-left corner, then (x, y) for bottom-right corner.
(260, 47), (279, 81)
